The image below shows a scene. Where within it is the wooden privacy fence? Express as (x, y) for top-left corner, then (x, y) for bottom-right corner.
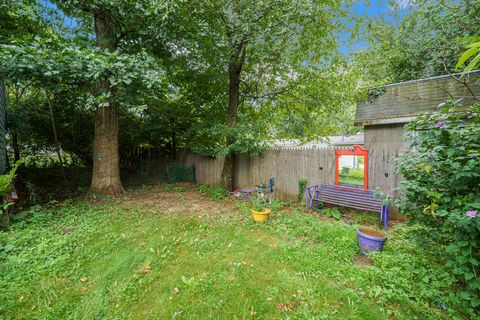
(176, 145), (403, 206)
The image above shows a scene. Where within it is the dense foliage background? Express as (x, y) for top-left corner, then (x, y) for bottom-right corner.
(0, 0), (360, 168)
(398, 103), (480, 313)
(353, 0), (480, 85)
(2, 0), (478, 190)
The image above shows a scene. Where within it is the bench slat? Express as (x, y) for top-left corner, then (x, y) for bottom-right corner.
(315, 194), (380, 207)
(316, 195), (382, 209)
(315, 197), (381, 211)
(319, 188), (377, 199)
(305, 183), (389, 229)
(318, 188), (381, 202)
(320, 184), (378, 195)
(315, 200), (379, 212)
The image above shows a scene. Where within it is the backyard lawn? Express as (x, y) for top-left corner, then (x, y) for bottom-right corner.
(0, 185), (466, 319)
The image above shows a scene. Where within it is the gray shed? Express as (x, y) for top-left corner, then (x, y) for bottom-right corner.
(356, 70), (480, 151)
(354, 71), (480, 217)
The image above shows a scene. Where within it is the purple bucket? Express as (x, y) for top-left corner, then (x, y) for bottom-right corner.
(356, 229), (387, 255)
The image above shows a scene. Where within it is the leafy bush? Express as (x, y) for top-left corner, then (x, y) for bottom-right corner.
(297, 179), (308, 203)
(397, 102), (480, 313)
(0, 161), (22, 197)
(269, 197), (289, 213)
(173, 186), (187, 192)
(0, 161), (23, 229)
(198, 184), (227, 200)
(321, 207), (342, 220)
(161, 183), (173, 192)
(23, 180), (38, 205)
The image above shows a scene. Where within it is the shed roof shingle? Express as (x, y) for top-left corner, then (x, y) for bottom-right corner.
(355, 70), (480, 126)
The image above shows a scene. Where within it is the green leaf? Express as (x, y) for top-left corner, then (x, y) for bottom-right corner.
(472, 299), (480, 308)
(446, 244), (459, 253)
(467, 42), (480, 48)
(464, 53), (480, 73)
(468, 202), (480, 209)
(456, 47), (479, 69)
(436, 209), (448, 217)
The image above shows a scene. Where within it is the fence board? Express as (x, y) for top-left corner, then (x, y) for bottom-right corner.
(178, 147), (400, 206)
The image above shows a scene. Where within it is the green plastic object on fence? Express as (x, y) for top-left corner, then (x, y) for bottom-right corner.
(167, 163), (196, 183)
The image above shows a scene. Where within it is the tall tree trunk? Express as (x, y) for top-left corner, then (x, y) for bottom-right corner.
(221, 43), (246, 191)
(91, 105), (123, 195)
(90, 10), (124, 195)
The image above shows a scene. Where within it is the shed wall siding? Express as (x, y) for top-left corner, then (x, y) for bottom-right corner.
(364, 124), (407, 201)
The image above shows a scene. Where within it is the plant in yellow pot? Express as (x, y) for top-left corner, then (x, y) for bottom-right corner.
(250, 193), (271, 222)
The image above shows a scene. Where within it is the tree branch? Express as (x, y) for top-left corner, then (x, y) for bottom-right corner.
(442, 61), (477, 100)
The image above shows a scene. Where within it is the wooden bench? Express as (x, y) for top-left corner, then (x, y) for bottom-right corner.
(305, 184), (389, 229)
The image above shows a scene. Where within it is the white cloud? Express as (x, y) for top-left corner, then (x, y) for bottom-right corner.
(393, 0), (412, 9)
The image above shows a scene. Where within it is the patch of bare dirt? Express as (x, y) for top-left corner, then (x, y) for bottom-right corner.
(354, 254), (373, 267)
(120, 184), (239, 218)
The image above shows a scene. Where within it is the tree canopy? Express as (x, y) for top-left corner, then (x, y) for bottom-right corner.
(0, 0), (431, 193)
(353, 0), (480, 86)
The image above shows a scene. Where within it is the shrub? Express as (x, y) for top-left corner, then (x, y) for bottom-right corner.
(397, 102), (480, 313)
(0, 161), (22, 197)
(0, 161), (23, 229)
(297, 179), (308, 203)
(321, 207), (341, 220)
(198, 184), (227, 200)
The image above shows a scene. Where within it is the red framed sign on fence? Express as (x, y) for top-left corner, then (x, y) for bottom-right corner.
(335, 145), (369, 191)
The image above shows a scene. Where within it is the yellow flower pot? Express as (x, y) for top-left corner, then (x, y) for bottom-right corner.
(251, 208), (271, 222)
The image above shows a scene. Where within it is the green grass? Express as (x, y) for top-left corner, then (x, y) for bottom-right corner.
(198, 184), (228, 200)
(0, 189), (470, 319)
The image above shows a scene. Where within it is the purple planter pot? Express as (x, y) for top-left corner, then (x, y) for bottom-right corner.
(356, 229), (387, 255)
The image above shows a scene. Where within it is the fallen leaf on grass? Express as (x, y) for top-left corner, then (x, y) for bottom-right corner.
(277, 304), (288, 311)
(277, 300), (302, 311)
(138, 264), (152, 275)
